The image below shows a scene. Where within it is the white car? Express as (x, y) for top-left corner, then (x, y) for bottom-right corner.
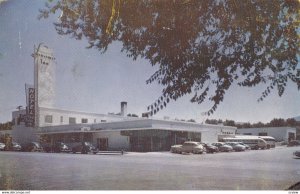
(0, 142), (5, 151)
(170, 141), (204, 154)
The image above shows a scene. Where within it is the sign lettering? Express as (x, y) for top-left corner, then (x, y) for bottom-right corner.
(26, 88), (35, 127)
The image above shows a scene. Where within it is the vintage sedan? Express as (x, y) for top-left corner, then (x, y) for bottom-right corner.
(22, 142), (43, 152)
(212, 142), (233, 152)
(201, 143), (219, 153)
(11, 142), (22, 151)
(72, 142), (98, 154)
(293, 150), (300, 158)
(44, 142), (71, 153)
(237, 142), (251, 150)
(225, 142), (246, 152)
(170, 141), (204, 154)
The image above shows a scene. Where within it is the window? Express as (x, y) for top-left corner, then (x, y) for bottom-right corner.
(258, 132), (267, 136)
(101, 120), (107, 122)
(69, 117), (76, 124)
(81, 118), (88, 123)
(60, 116), (63, 123)
(94, 119), (96, 123)
(45, 115), (53, 123)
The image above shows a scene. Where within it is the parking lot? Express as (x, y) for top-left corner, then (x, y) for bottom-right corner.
(0, 146), (299, 190)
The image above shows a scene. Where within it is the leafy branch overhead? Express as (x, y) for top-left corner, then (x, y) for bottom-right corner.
(39, 0), (300, 116)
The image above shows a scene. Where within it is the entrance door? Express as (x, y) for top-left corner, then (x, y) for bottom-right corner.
(97, 138), (108, 151)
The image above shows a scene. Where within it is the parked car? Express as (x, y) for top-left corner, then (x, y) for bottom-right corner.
(72, 142), (98, 154)
(11, 142), (22, 151)
(293, 150), (300, 158)
(212, 142), (233, 152)
(22, 142), (43, 152)
(54, 142), (71, 153)
(225, 142), (246, 152)
(43, 142), (71, 153)
(201, 143), (219, 153)
(4, 142), (22, 151)
(288, 140), (300, 147)
(0, 142), (5, 151)
(170, 141), (204, 154)
(237, 142), (251, 150)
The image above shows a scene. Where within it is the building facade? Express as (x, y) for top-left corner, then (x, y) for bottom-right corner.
(11, 106), (237, 151)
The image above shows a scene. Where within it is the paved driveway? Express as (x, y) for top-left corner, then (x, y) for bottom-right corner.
(0, 146), (299, 190)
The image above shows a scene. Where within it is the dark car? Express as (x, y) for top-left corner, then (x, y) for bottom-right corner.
(293, 150), (300, 158)
(22, 142), (43, 152)
(72, 142), (98, 154)
(225, 142), (246, 152)
(288, 140), (300, 147)
(212, 142), (233, 152)
(43, 142), (71, 153)
(202, 143), (219, 153)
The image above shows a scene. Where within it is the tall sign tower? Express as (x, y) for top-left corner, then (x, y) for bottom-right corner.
(32, 44), (56, 127)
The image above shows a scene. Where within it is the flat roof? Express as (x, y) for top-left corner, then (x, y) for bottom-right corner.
(38, 118), (236, 134)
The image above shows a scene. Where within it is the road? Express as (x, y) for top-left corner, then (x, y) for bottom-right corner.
(0, 146), (299, 190)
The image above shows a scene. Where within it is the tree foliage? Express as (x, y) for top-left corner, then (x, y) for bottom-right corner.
(207, 117), (300, 128)
(39, 0), (300, 116)
(0, 122), (12, 131)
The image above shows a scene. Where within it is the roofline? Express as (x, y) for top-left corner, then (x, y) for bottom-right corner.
(39, 106), (130, 118)
(36, 127), (211, 134)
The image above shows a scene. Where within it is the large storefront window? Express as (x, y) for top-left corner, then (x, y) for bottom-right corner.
(121, 129), (201, 152)
(39, 132), (94, 145)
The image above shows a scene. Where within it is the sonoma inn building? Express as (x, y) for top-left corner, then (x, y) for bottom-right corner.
(8, 44), (237, 152)
(11, 104), (237, 152)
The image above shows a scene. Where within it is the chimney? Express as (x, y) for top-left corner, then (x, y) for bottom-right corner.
(121, 101), (127, 116)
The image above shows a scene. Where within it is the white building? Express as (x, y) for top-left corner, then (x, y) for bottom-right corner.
(237, 127), (297, 143)
(11, 105), (237, 151)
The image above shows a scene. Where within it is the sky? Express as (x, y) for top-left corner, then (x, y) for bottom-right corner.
(0, 0), (299, 124)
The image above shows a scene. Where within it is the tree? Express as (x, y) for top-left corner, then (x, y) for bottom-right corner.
(0, 122), (12, 131)
(286, 118), (297, 126)
(268, 118), (286, 127)
(223, 119), (235, 127)
(187, 119), (196, 123)
(236, 122), (252, 129)
(39, 0), (300, 116)
(252, 122), (265, 128)
(205, 119), (219, 125)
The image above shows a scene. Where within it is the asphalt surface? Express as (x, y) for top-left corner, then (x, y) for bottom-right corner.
(0, 146), (299, 190)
